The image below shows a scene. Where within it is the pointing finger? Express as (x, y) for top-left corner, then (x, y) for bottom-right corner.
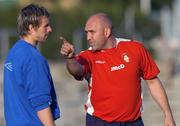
(59, 36), (67, 44)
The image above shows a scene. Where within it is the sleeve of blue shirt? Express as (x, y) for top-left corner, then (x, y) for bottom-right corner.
(25, 54), (53, 112)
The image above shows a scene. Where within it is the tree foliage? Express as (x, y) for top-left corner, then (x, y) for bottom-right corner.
(0, 0), (172, 59)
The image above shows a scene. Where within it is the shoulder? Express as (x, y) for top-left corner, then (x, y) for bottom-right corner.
(116, 38), (145, 49)
(11, 40), (44, 63)
(10, 40), (32, 56)
(78, 49), (92, 57)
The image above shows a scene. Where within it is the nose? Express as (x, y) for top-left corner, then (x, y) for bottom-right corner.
(48, 26), (52, 33)
(86, 32), (91, 41)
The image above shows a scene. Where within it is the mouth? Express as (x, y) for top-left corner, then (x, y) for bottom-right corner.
(89, 42), (94, 47)
(89, 44), (93, 47)
(45, 34), (49, 38)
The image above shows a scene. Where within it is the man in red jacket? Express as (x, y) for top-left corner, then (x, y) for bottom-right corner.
(60, 13), (175, 126)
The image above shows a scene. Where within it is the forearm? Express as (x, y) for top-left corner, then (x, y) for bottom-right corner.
(37, 107), (55, 126)
(146, 77), (173, 116)
(66, 58), (85, 77)
(146, 77), (176, 126)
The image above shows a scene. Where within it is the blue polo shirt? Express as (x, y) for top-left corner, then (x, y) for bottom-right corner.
(3, 39), (60, 126)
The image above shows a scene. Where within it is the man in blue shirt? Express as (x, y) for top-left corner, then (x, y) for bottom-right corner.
(3, 4), (60, 126)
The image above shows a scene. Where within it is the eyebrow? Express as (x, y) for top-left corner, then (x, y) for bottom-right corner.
(84, 29), (94, 33)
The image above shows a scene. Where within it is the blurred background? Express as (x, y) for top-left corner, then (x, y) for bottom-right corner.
(0, 0), (180, 126)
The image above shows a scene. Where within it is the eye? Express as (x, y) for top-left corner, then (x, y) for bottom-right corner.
(44, 23), (50, 28)
(89, 30), (95, 33)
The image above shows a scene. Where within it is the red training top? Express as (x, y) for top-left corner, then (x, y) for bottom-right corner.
(75, 38), (160, 122)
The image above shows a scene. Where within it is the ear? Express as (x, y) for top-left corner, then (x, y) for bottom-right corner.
(28, 24), (35, 34)
(104, 27), (111, 38)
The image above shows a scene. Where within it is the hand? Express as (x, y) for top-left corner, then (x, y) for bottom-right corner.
(60, 36), (75, 59)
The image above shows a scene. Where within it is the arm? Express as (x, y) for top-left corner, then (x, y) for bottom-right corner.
(146, 77), (176, 126)
(66, 58), (85, 78)
(60, 37), (85, 78)
(37, 107), (56, 126)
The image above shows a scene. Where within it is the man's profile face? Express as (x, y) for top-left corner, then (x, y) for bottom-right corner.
(33, 16), (52, 43)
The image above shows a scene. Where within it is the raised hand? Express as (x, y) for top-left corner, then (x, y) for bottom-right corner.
(60, 36), (75, 59)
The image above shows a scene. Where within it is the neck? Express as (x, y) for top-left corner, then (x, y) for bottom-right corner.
(21, 36), (37, 46)
(107, 36), (116, 48)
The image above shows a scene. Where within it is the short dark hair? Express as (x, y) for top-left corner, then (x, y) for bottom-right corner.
(17, 4), (50, 37)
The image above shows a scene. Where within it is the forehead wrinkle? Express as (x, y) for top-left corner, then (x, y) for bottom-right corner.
(85, 17), (105, 32)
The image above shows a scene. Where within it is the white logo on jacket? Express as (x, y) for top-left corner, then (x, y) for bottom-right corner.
(95, 60), (106, 64)
(123, 54), (129, 63)
(4, 62), (13, 71)
(111, 64), (125, 71)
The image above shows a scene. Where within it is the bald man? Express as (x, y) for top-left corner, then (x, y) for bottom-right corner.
(60, 13), (175, 126)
